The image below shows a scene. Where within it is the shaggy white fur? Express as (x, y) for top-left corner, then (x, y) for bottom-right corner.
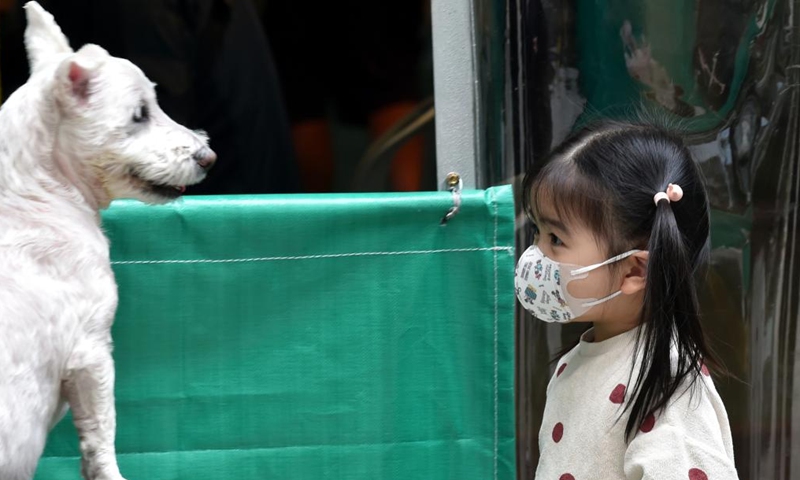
(0, 3), (215, 479)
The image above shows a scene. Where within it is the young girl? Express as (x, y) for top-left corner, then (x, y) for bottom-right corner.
(515, 121), (739, 479)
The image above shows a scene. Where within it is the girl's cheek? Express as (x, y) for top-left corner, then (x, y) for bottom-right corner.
(537, 242), (555, 259)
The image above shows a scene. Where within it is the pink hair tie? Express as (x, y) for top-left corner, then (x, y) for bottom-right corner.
(653, 183), (684, 206)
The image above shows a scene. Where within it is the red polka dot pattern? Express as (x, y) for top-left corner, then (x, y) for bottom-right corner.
(557, 363), (568, 377)
(559, 474), (575, 480)
(609, 384), (626, 404)
(552, 422), (564, 443)
(640, 413), (656, 433)
(688, 468), (708, 480)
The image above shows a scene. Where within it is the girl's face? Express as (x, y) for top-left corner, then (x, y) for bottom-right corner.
(531, 198), (644, 324)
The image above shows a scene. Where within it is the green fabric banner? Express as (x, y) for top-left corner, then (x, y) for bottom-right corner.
(35, 187), (516, 480)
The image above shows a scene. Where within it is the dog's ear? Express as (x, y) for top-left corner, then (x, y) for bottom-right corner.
(64, 60), (95, 102)
(24, 1), (73, 74)
(56, 47), (106, 106)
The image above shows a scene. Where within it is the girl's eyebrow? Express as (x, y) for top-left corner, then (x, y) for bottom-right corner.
(538, 216), (570, 234)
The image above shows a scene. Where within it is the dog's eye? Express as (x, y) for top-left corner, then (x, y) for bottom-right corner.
(132, 104), (149, 124)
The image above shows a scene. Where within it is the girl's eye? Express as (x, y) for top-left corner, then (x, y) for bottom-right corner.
(549, 233), (564, 247)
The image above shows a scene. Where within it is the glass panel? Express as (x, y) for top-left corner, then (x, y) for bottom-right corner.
(499, 1), (798, 479)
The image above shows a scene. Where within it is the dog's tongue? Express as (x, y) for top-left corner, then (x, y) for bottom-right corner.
(176, 186), (186, 194)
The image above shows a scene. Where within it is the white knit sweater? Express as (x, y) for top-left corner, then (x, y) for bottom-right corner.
(535, 327), (739, 480)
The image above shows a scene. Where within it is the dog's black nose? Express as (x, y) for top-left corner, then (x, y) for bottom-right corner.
(193, 148), (217, 171)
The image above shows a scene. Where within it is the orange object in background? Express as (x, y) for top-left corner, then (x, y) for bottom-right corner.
(263, 0), (430, 193)
(369, 101), (425, 192)
(292, 101), (426, 193)
(292, 120), (335, 193)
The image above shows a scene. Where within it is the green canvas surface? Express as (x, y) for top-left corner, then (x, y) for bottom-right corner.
(34, 187), (516, 480)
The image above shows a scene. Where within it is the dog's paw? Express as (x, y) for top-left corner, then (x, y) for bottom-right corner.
(83, 470), (126, 480)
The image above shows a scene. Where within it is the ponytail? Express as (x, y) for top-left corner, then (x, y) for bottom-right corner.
(623, 197), (715, 441)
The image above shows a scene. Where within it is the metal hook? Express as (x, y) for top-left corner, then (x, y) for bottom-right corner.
(440, 172), (463, 225)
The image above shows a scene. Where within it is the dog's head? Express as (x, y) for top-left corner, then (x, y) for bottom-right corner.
(23, 1), (215, 205)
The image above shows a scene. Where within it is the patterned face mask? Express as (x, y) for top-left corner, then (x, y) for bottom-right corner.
(514, 245), (640, 323)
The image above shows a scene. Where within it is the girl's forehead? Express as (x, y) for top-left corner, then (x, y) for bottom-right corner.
(527, 163), (616, 252)
(531, 192), (600, 243)
(531, 195), (556, 219)
(531, 193), (567, 226)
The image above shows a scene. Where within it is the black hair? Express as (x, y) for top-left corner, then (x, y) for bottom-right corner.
(521, 120), (720, 441)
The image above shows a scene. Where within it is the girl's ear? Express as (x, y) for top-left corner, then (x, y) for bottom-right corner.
(620, 251), (649, 295)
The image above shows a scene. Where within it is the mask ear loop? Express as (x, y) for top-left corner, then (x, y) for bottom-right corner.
(568, 250), (642, 308)
(581, 290), (624, 307)
(569, 249), (642, 276)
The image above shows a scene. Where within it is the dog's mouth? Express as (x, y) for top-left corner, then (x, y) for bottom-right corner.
(129, 171), (186, 199)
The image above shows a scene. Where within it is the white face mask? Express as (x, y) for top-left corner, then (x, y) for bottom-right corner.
(514, 245), (640, 323)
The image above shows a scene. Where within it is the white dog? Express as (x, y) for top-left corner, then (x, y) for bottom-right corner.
(0, 3), (215, 479)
